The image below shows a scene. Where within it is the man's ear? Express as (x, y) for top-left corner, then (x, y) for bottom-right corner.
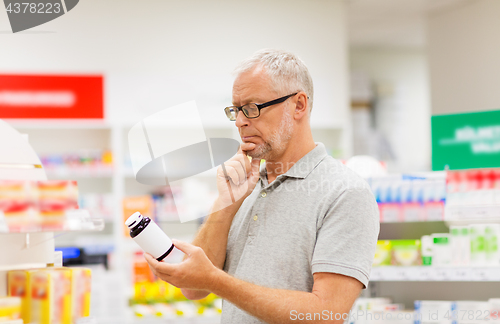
(293, 92), (309, 120)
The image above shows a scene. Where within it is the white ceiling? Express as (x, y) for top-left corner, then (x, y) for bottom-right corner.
(347, 0), (477, 48)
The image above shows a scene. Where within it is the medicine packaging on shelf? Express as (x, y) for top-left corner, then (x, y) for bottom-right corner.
(0, 180), (80, 231)
(367, 174), (446, 223)
(373, 240), (422, 267)
(40, 150), (114, 176)
(431, 233), (452, 267)
(374, 222), (500, 268)
(129, 251), (221, 319)
(7, 267), (91, 324)
(349, 297), (500, 324)
(446, 169), (500, 206)
(0, 296), (22, 322)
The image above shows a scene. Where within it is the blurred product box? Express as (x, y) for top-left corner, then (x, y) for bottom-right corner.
(350, 298), (500, 324)
(431, 233), (452, 267)
(374, 224), (499, 267)
(349, 298), (413, 324)
(69, 268), (92, 320)
(414, 300), (454, 324)
(453, 301), (490, 324)
(391, 240), (422, 266)
(373, 241), (392, 266)
(421, 235), (433, 266)
(0, 180), (79, 231)
(446, 169), (500, 207)
(79, 193), (114, 222)
(373, 240), (421, 266)
(8, 267), (91, 324)
(41, 150), (114, 174)
(368, 174), (446, 223)
(122, 195), (152, 237)
(450, 226), (471, 266)
(0, 296), (22, 322)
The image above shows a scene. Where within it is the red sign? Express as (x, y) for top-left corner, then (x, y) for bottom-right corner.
(0, 74), (103, 119)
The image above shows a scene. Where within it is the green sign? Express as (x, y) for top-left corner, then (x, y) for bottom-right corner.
(432, 110), (500, 171)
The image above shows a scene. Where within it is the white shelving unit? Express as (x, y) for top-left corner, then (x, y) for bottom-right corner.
(370, 266), (500, 282)
(0, 120), (105, 301)
(371, 214), (500, 309)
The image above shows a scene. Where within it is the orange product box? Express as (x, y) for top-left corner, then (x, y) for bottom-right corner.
(133, 251), (155, 283)
(123, 195), (152, 237)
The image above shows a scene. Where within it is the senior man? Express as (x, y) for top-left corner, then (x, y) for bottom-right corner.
(144, 49), (380, 324)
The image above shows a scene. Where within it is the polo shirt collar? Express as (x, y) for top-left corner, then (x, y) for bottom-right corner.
(259, 142), (328, 182)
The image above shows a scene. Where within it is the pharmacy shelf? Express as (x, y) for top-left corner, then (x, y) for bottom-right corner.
(445, 205), (500, 225)
(380, 220), (446, 224)
(379, 221), (449, 240)
(45, 166), (114, 178)
(370, 266), (500, 282)
(0, 210), (105, 233)
(0, 263), (48, 272)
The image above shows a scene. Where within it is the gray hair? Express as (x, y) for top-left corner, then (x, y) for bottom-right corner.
(233, 49), (314, 113)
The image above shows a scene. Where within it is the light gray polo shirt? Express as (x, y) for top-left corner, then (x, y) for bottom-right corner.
(221, 142), (380, 324)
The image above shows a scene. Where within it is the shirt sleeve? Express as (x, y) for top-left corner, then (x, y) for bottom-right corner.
(311, 187), (380, 288)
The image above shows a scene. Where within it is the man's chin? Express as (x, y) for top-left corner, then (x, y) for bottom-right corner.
(246, 146), (264, 159)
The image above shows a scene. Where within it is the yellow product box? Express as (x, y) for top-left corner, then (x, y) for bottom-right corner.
(30, 268), (72, 324)
(8, 269), (38, 323)
(0, 296), (22, 321)
(373, 240), (392, 266)
(155, 280), (174, 303)
(69, 267), (92, 319)
(133, 281), (154, 304)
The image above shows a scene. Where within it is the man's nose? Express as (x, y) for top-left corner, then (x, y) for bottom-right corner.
(235, 109), (250, 128)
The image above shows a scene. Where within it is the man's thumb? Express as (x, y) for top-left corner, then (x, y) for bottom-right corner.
(171, 239), (195, 255)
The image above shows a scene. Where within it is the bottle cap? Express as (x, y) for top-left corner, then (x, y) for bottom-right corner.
(125, 212), (143, 228)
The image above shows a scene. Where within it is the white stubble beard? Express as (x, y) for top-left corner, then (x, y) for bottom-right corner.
(247, 104), (294, 161)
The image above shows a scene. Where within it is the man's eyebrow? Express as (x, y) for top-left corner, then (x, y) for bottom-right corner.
(232, 96), (265, 106)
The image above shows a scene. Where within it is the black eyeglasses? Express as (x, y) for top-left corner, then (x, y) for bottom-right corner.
(224, 93), (298, 121)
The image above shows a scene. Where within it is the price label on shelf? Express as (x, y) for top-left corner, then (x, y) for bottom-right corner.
(370, 268), (383, 281)
(381, 208), (400, 223)
(394, 268), (410, 281)
(405, 267), (421, 280)
(450, 267), (472, 281)
(417, 267), (437, 281)
(435, 268), (453, 281)
(471, 268), (491, 281)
